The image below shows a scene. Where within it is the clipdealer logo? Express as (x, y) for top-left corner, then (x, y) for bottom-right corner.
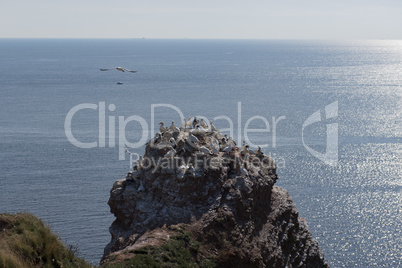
(64, 101), (339, 166)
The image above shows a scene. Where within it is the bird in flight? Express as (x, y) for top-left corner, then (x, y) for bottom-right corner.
(100, 67), (137, 73)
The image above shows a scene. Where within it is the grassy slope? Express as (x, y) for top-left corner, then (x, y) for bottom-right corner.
(0, 214), (228, 268)
(101, 225), (225, 268)
(0, 213), (92, 268)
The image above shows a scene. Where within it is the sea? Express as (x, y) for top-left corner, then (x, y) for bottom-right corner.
(0, 39), (400, 267)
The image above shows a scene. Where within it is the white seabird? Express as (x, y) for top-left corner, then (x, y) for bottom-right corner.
(181, 118), (187, 129)
(164, 148), (176, 158)
(187, 164), (195, 176)
(169, 121), (175, 131)
(186, 117), (193, 129)
(189, 133), (200, 144)
(192, 125), (207, 134)
(214, 131), (224, 141)
(100, 67), (137, 73)
(240, 167), (249, 176)
(210, 121), (217, 132)
(223, 143), (233, 153)
(200, 118), (208, 129)
(199, 146), (212, 155)
(169, 137), (176, 147)
(147, 132), (161, 146)
(210, 140), (219, 154)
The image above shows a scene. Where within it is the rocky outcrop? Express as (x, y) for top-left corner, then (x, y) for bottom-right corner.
(102, 120), (329, 267)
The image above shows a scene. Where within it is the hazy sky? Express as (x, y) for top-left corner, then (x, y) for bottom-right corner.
(1, 0), (401, 39)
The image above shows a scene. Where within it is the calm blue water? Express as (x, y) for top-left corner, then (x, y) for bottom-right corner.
(0, 39), (401, 267)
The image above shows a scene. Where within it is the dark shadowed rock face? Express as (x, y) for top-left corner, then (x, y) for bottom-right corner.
(103, 122), (329, 267)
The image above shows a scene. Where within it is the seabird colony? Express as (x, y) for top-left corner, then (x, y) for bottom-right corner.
(126, 117), (274, 192)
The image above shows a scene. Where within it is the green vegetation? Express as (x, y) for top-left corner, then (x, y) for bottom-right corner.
(0, 213), (92, 268)
(102, 232), (198, 268)
(101, 228), (216, 268)
(0, 214), (227, 268)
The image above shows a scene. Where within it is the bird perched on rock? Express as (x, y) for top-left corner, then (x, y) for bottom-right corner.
(169, 137), (176, 147)
(199, 145), (212, 155)
(192, 125), (207, 134)
(255, 146), (264, 157)
(164, 148), (176, 158)
(210, 121), (217, 132)
(227, 137), (236, 146)
(186, 117), (193, 129)
(169, 121), (176, 131)
(184, 139), (196, 152)
(147, 132), (162, 146)
(159, 122), (166, 133)
(200, 118), (208, 129)
(177, 161), (188, 180)
(181, 118), (187, 129)
(214, 131), (224, 141)
(186, 164), (195, 176)
(192, 117), (198, 128)
(210, 138), (220, 154)
(223, 143), (233, 153)
(240, 166), (249, 176)
(189, 133), (200, 144)
(241, 144), (251, 156)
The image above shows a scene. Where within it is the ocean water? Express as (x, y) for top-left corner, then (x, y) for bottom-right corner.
(0, 39), (401, 267)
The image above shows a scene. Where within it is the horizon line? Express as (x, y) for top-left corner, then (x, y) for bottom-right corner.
(0, 37), (400, 41)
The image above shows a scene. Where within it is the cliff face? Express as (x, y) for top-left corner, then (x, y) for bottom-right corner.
(102, 122), (329, 267)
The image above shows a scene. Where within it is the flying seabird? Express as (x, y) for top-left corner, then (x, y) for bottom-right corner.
(100, 67), (137, 73)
